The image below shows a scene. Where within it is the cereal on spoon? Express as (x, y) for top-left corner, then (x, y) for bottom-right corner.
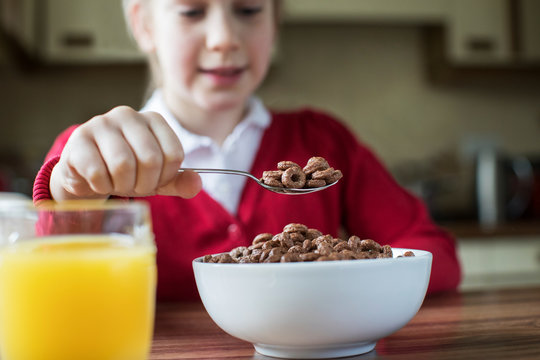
(260, 156), (343, 189)
(202, 223), (415, 264)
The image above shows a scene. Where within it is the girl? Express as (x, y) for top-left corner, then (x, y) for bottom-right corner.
(34, 0), (461, 300)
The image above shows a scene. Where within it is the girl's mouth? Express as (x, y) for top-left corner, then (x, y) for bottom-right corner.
(199, 67), (245, 86)
(200, 67), (244, 75)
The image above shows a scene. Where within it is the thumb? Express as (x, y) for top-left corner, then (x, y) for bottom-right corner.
(156, 170), (202, 198)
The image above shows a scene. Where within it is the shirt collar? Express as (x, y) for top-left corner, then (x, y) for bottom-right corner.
(141, 90), (271, 155)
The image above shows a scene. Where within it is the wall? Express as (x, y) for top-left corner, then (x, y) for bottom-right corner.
(1, 24), (540, 195)
(260, 25), (540, 166)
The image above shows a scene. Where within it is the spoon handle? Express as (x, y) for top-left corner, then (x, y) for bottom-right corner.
(178, 168), (260, 182)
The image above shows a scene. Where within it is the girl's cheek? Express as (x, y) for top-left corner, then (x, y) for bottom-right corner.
(253, 35), (274, 64)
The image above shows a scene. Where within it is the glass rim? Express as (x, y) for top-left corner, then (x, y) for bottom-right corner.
(0, 199), (148, 212)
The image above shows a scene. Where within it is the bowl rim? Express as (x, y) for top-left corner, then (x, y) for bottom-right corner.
(193, 247), (432, 268)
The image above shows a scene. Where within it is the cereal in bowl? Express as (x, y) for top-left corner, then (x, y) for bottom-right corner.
(202, 223), (414, 263)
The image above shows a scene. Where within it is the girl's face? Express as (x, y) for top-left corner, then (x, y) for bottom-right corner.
(140, 0), (276, 112)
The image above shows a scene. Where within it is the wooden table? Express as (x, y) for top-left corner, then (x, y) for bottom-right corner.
(150, 287), (540, 360)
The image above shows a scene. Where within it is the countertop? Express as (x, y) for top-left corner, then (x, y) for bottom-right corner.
(439, 220), (540, 238)
(149, 286), (540, 359)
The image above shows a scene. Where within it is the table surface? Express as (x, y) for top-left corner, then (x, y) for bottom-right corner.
(150, 287), (540, 360)
(440, 220), (540, 238)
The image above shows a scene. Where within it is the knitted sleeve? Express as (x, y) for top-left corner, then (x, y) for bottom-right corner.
(32, 125), (79, 204)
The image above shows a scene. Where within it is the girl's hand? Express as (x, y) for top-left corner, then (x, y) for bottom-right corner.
(50, 106), (202, 201)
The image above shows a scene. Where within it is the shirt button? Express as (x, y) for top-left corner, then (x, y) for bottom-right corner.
(228, 224), (239, 234)
(228, 224), (244, 241)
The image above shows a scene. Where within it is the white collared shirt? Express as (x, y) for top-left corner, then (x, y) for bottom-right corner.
(141, 90), (271, 215)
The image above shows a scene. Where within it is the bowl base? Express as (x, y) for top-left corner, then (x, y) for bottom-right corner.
(253, 341), (376, 359)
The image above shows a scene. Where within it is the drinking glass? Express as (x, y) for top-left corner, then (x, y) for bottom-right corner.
(0, 200), (156, 360)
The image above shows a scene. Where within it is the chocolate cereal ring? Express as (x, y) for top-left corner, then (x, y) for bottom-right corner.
(333, 241), (350, 252)
(302, 239), (314, 252)
(382, 244), (393, 257)
(348, 236), (362, 250)
(229, 246), (247, 259)
(305, 228), (323, 240)
(288, 245), (303, 253)
(289, 232), (305, 243)
(280, 252), (301, 262)
(340, 250), (357, 260)
(262, 170), (283, 180)
(306, 179), (327, 188)
(262, 178), (284, 188)
(303, 156), (330, 175)
(360, 239), (382, 252)
(283, 223), (309, 234)
(253, 233), (273, 245)
(311, 167), (335, 181)
(299, 252), (320, 261)
(281, 167), (306, 189)
(317, 242), (334, 256)
(327, 169), (343, 184)
(277, 161), (300, 171)
(273, 232), (294, 248)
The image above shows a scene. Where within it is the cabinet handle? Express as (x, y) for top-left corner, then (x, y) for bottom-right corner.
(466, 37), (496, 53)
(61, 33), (94, 48)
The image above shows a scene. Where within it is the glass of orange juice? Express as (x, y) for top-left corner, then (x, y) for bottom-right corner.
(0, 200), (156, 360)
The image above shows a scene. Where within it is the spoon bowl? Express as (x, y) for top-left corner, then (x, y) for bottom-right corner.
(178, 168), (339, 195)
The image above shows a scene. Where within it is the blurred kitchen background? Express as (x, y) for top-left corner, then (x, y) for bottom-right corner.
(1, 0), (540, 290)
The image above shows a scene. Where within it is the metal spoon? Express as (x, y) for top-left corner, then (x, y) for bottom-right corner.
(178, 168), (339, 195)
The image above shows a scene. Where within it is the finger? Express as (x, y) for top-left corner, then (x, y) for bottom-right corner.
(156, 170), (202, 198)
(144, 111), (184, 188)
(59, 162), (98, 198)
(120, 115), (164, 195)
(92, 126), (137, 196)
(51, 159), (95, 200)
(64, 132), (114, 196)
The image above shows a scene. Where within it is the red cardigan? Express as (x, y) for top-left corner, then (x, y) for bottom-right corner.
(34, 109), (461, 300)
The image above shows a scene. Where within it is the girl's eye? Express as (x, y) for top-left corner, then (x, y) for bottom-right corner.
(178, 8), (205, 18)
(236, 6), (263, 16)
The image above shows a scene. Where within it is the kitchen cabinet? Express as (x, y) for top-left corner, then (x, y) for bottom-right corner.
(1, 0), (539, 67)
(283, 0), (540, 68)
(423, 0), (540, 82)
(458, 236), (540, 290)
(446, 0), (511, 64)
(519, 0), (540, 62)
(282, 0), (449, 24)
(1, 0), (143, 64)
(446, 0), (540, 65)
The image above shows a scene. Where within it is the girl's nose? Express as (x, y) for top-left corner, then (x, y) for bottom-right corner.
(205, 9), (240, 53)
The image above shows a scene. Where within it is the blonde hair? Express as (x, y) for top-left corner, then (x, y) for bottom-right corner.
(122, 0), (160, 100)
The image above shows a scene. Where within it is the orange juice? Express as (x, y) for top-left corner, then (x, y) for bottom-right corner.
(0, 234), (156, 360)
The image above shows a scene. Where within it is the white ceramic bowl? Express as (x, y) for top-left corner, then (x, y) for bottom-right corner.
(193, 248), (432, 359)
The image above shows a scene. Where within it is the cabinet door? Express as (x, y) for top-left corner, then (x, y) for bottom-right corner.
(0, 0), (36, 53)
(520, 0), (540, 62)
(283, 0), (448, 24)
(43, 0), (143, 63)
(446, 0), (511, 64)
